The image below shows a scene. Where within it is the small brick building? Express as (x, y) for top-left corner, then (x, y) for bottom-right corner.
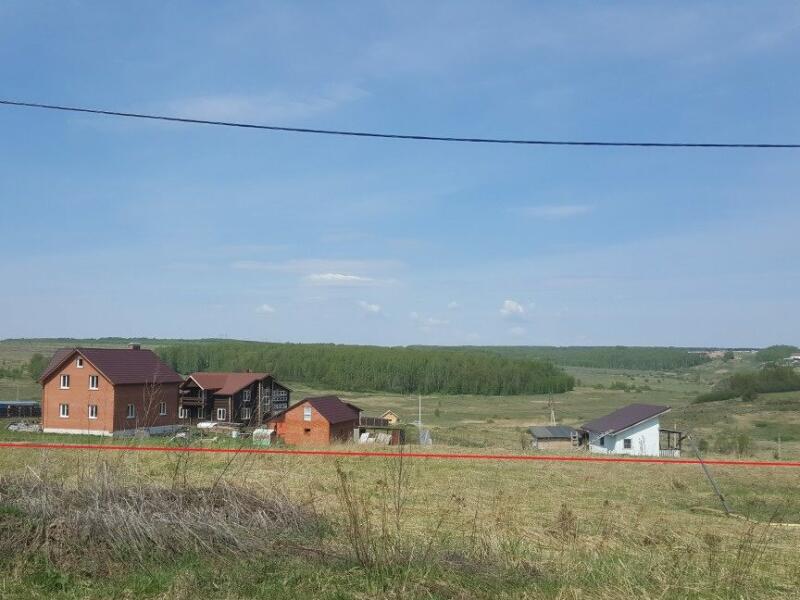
(39, 345), (183, 436)
(267, 395), (361, 446)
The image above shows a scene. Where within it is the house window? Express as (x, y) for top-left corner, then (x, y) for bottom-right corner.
(159, 402), (167, 416)
(303, 406), (312, 421)
(126, 404), (136, 419)
(599, 436), (605, 447)
(76, 358), (84, 368)
(59, 403), (69, 418)
(89, 375), (99, 390)
(241, 407), (251, 420)
(197, 407), (204, 419)
(304, 428), (311, 434)
(88, 405), (98, 419)
(242, 389), (251, 403)
(217, 408), (227, 421)
(60, 374), (70, 389)
(623, 438), (632, 449)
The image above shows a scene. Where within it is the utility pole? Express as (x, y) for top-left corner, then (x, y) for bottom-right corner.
(687, 434), (731, 515)
(418, 393), (422, 428)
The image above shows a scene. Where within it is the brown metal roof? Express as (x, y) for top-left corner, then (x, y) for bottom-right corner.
(269, 395), (361, 425)
(581, 403), (670, 435)
(39, 348), (74, 383)
(39, 347), (183, 385)
(308, 396), (362, 424)
(186, 372), (271, 396)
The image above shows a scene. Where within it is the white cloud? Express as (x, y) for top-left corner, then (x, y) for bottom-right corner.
(410, 312), (449, 326)
(231, 258), (401, 273)
(509, 326), (527, 337)
(166, 85), (367, 123)
(447, 301), (461, 310)
(232, 259), (398, 286)
(306, 273), (375, 286)
(500, 299), (526, 319)
(358, 300), (381, 314)
(424, 317), (449, 326)
(255, 303), (275, 314)
(519, 205), (592, 219)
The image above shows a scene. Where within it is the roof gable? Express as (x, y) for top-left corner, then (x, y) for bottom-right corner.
(185, 372), (271, 396)
(270, 395), (361, 424)
(581, 403), (670, 435)
(308, 396), (362, 424)
(39, 347), (183, 386)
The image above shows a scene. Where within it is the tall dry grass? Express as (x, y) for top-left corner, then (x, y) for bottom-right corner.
(0, 442), (797, 598)
(0, 460), (323, 574)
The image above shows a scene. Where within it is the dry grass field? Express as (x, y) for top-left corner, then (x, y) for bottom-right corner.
(0, 442), (799, 599)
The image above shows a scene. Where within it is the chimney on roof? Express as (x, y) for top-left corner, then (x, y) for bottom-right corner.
(128, 343), (141, 350)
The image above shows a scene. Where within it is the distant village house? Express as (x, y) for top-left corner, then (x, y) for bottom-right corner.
(381, 409), (400, 425)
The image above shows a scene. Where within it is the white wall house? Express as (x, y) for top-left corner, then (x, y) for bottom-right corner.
(582, 404), (676, 457)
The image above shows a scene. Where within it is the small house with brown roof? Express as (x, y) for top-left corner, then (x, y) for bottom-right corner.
(267, 396), (361, 446)
(39, 344), (183, 436)
(178, 372), (290, 425)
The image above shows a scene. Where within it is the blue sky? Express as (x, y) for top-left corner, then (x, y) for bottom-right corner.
(1, 1), (799, 347)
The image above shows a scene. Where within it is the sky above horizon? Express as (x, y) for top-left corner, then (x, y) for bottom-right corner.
(1, 1), (799, 347)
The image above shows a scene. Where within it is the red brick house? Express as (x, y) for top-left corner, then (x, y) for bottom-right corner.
(267, 396), (361, 446)
(39, 345), (183, 436)
(178, 372), (290, 424)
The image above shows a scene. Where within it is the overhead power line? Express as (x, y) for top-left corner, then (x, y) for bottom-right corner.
(1, 98), (799, 149)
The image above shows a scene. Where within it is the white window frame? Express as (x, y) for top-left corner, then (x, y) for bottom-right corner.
(242, 389), (251, 402)
(217, 408), (227, 421)
(89, 375), (99, 390)
(76, 357), (84, 368)
(126, 404), (136, 419)
(179, 407), (187, 419)
(159, 401), (167, 416)
(303, 406), (312, 421)
(197, 407), (204, 420)
(60, 374), (70, 389)
(88, 404), (98, 419)
(241, 407), (251, 420)
(59, 403), (69, 418)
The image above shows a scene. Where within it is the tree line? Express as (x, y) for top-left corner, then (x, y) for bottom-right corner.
(156, 342), (575, 395)
(0, 353), (48, 381)
(755, 345), (799, 363)
(694, 365), (800, 403)
(426, 345), (712, 371)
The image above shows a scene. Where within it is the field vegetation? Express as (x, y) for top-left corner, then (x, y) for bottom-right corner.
(694, 365), (800, 404)
(1, 339), (799, 597)
(156, 341), (575, 395)
(0, 441), (798, 598)
(453, 345), (714, 370)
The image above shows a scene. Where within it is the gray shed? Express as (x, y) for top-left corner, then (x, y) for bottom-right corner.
(528, 425), (578, 450)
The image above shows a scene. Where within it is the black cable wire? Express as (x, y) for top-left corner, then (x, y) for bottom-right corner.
(1, 98), (799, 149)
